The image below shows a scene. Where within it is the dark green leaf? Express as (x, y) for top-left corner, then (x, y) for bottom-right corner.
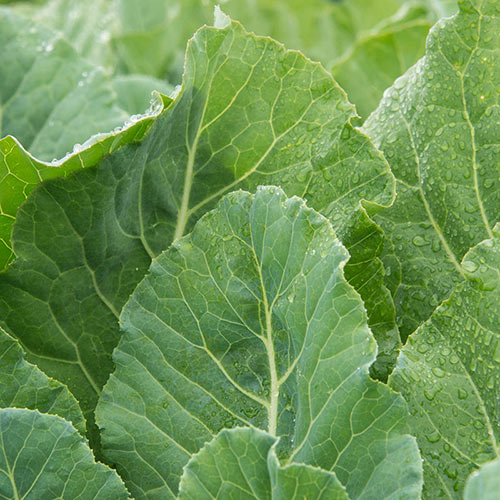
(178, 427), (349, 500)
(0, 327), (84, 432)
(0, 408), (130, 499)
(96, 187), (421, 499)
(363, 0), (500, 338)
(390, 224), (500, 498)
(0, 14), (398, 451)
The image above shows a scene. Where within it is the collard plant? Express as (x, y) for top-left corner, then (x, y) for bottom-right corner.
(0, 0), (499, 499)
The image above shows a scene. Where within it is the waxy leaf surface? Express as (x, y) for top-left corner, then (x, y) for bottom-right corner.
(0, 14), (398, 450)
(0, 408), (130, 499)
(0, 108), (165, 270)
(0, 327), (84, 433)
(464, 458), (500, 500)
(390, 225), (500, 498)
(97, 187), (421, 500)
(178, 427), (349, 500)
(364, 0), (500, 337)
(0, 10), (171, 270)
(0, 9), (127, 160)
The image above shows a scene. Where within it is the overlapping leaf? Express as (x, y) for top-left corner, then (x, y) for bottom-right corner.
(0, 408), (130, 499)
(96, 187), (421, 500)
(0, 102), (167, 270)
(363, 0), (500, 337)
(178, 427), (348, 500)
(13, 0), (412, 77)
(390, 225), (500, 498)
(464, 458), (500, 500)
(0, 327), (84, 432)
(0, 9), (127, 160)
(0, 12), (399, 450)
(11, 0), (455, 118)
(0, 9), (173, 270)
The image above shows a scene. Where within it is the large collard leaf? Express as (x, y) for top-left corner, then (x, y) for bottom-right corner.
(17, 0), (408, 78)
(0, 8), (129, 160)
(96, 187), (422, 500)
(0, 408), (130, 499)
(464, 458), (500, 500)
(178, 427), (349, 500)
(224, 0), (455, 120)
(0, 93), (168, 271)
(0, 326), (84, 433)
(14, 0), (452, 118)
(363, 0), (500, 337)
(390, 225), (500, 498)
(0, 12), (398, 448)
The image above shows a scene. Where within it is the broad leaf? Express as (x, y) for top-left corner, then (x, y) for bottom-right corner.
(15, 0), (409, 77)
(390, 224), (500, 498)
(178, 427), (349, 500)
(0, 94), (167, 270)
(363, 0), (500, 337)
(96, 187), (422, 500)
(0, 13), (398, 450)
(12, 0), (453, 118)
(0, 8), (128, 160)
(0, 408), (130, 499)
(464, 458), (500, 500)
(0, 327), (84, 433)
(0, 7), (174, 271)
(222, 0), (409, 69)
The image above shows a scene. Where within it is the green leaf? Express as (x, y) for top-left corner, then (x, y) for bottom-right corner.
(419, 0), (458, 18)
(25, 0), (409, 79)
(0, 6), (172, 271)
(0, 13), (398, 450)
(464, 458), (500, 500)
(110, 0), (214, 82)
(390, 224), (500, 498)
(178, 427), (349, 500)
(0, 408), (130, 499)
(221, 0), (409, 69)
(11, 1), (173, 110)
(96, 187), (421, 499)
(13, 0), (451, 118)
(0, 327), (84, 433)
(0, 8), (128, 160)
(0, 96), (166, 271)
(363, 0), (500, 338)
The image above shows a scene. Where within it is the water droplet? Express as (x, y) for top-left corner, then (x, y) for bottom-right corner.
(462, 260), (478, 273)
(426, 430), (441, 443)
(413, 235), (428, 247)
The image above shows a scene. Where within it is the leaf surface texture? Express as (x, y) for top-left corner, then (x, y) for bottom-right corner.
(97, 187), (421, 500)
(364, 0), (500, 337)
(0, 14), (398, 449)
(390, 224), (500, 498)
